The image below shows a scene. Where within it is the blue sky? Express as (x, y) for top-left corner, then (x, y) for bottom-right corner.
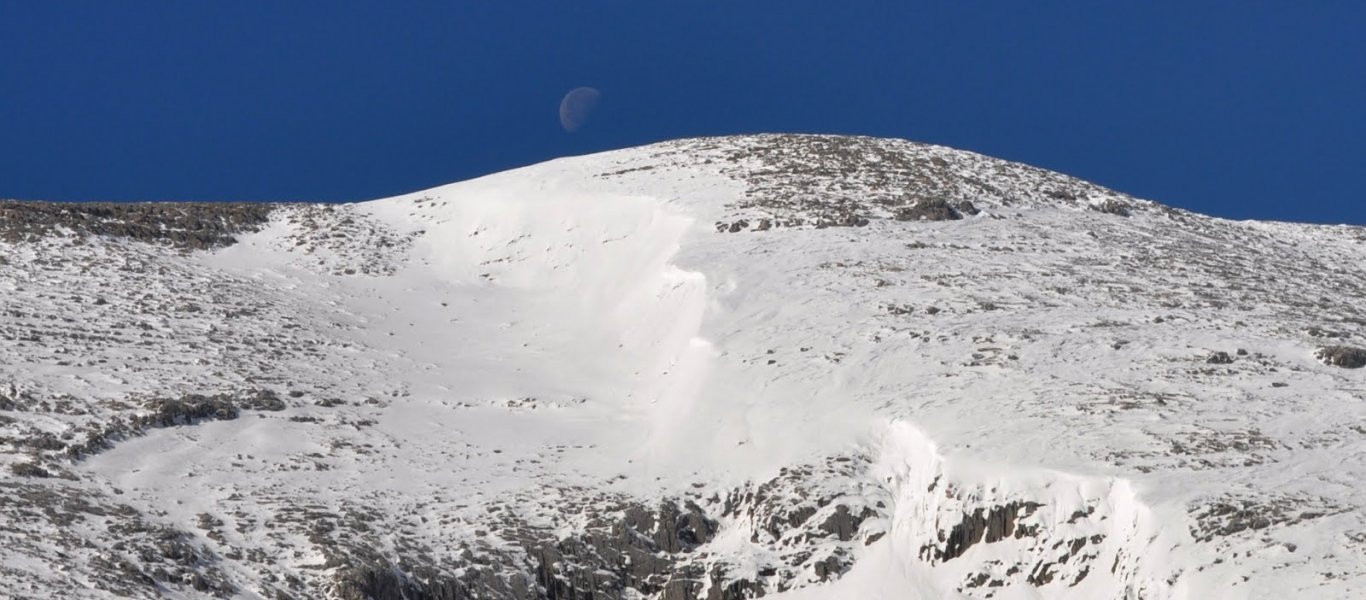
(1, 2), (1362, 224)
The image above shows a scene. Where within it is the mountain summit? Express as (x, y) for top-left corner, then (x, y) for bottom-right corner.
(2, 134), (1364, 599)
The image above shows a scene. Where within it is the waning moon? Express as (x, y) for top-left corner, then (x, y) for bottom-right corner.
(559, 87), (601, 133)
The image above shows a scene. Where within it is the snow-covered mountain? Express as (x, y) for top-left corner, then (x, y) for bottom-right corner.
(1, 134), (1364, 599)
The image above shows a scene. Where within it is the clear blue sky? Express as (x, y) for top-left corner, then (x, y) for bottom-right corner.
(1, 2), (1362, 224)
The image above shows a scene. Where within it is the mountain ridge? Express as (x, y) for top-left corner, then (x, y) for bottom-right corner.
(1, 134), (1364, 599)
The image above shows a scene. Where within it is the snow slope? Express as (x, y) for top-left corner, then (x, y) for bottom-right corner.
(1, 134), (1364, 599)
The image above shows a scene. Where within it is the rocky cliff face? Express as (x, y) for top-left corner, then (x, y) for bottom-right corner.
(1, 134), (1365, 599)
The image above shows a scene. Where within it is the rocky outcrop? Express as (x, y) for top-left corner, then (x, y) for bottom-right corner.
(925, 501), (1043, 563)
(894, 197), (963, 221)
(1089, 199), (1132, 217)
(1206, 351), (1235, 365)
(138, 395), (240, 427)
(313, 498), (726, 600)
(298, 458), (892, 600)
(1316, 345), (1366, 369)
(818, 504), (877, 542)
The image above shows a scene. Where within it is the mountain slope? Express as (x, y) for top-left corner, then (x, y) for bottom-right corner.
(1, 134), (1364, 599)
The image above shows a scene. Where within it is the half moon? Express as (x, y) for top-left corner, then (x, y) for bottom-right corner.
(559, 87), (601, 133)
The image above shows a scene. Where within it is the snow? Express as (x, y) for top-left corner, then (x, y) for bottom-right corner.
(1, 134), (1364, 598)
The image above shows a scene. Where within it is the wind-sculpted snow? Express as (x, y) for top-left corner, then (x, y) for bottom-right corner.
(1, 134), (1365, 598)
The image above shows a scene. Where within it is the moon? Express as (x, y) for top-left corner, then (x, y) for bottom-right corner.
(559, 87), (601, 133)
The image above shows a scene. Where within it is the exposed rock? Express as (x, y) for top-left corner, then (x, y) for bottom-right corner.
(138, 395), (239, 428)
(955, 200), (981, 216)
(928, 501), (1042, 563)
(319, 498), (726, 600)
(0, 200), (274, 248)
(0, 480), (237, 597)
(819, 504), (875, 542)
(1189, 495), (1336, 543)
(654, 500), (719, 551)
(61, 389), (290, 461)
(812, 553), (847, 582)
(1027, 561), (1056, 586)
(9, 462), (50, 478)
(1317, 345), (1366, 369)
(1206, 351), (1235, 365)
(239, 388), (287, 411)
(1089, 199), (1132, 217)
(894, 197), (961, 221)
(710, 134), (1133, 228)
(1307, 326), (1346, 338)
(330, 557), (472, 600)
